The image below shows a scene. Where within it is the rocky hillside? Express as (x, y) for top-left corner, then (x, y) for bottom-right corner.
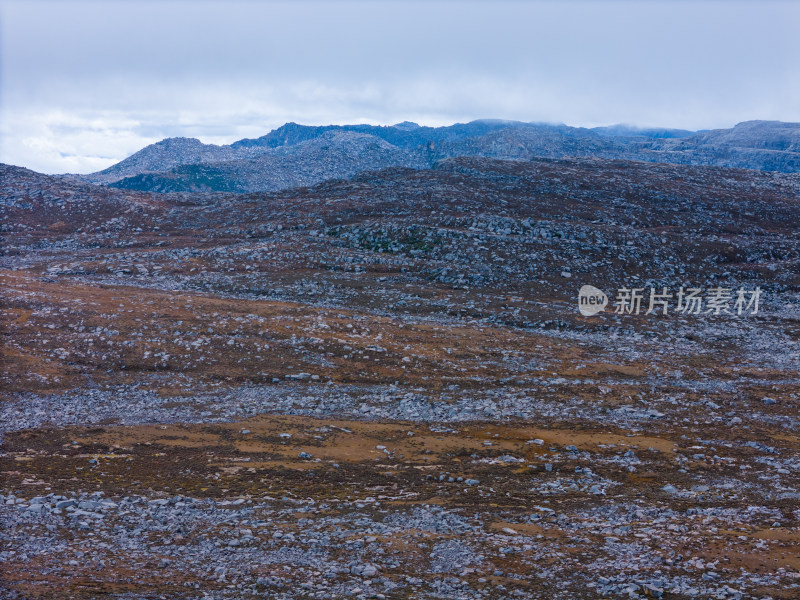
(229, 119), (519, 150)
(632, 120), (800, 171)
(3, 156), (800, 599)
(67, 119), (800, 194)
(109, 131), (429, 193)
(72, 137), (255, 185)
(433, 124), (621, 161)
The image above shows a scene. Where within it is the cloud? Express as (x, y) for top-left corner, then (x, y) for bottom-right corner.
(2, 0), (799, 173)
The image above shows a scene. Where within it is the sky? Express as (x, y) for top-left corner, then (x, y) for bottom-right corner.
(1, 0), (799, 174)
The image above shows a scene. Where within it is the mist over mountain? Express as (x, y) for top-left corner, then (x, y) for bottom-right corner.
(65, 119), (800, 193)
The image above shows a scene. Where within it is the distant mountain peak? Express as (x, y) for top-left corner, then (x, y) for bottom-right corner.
(392, 121), (421, 130)
(591, 124), (695, 139)
(65, 119), (800, 191)
(154, 136), (205, 146)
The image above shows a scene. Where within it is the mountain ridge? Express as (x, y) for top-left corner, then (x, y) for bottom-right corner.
(65, 119), (800, 193)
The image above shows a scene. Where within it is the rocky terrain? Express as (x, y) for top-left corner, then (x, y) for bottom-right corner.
(105, 132), (429, 194)
(632, 121), (800, 173)
(64, 120), (800, 194)
(2, 154), (800, 599)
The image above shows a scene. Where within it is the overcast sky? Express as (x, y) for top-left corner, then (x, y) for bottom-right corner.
(1, 0), (799, 174)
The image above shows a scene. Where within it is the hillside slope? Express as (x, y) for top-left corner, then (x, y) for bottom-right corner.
(67, 119), (800, 193)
